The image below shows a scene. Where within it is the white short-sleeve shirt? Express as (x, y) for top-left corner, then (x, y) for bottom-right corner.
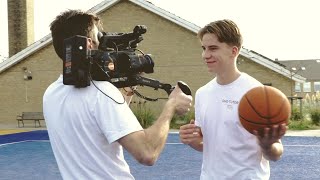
(195, 73), (269, 180)
(43, 75), (143, 180)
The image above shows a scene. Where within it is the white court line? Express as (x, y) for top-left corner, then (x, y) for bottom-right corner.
(169, 131), (179, 134)
(0, 140), (50, 147)
(166, 143), (320, 147)
(284, 145), (320, 147)
(166, 143), (183, 145)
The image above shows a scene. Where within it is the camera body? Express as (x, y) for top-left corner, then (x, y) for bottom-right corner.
(63, 25), (154, 88)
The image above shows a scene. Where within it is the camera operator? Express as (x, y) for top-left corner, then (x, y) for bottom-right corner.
(43, 9), (192, 180)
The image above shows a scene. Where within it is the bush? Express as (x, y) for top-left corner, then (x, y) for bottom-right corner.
(310, 108), (320, 125)
(288, 119), (313, 130)
(132, 102), (155, 128)
(302, 92), (320, 126)
(131, 101), (195, 129)
(290, 106), (304, 121)
(170, 111), (195, 129)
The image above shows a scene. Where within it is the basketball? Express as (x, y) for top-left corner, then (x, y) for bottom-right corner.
(238, 85), (291, 135)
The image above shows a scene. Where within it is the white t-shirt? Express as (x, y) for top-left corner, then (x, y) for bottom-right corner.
(195, 73), (269, 180)
(43, 75), (143, 180)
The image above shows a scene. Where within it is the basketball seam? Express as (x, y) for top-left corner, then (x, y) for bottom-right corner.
(239, 115), (288, 125)
(245, 94), (269, 119)
(245, 87), (286, 120)
(266, 86), (288, 119)
(274, 98), (287, 118)
(265, 86), (271, 124)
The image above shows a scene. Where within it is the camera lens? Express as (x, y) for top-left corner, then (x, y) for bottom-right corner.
(142, 54), (154, 74)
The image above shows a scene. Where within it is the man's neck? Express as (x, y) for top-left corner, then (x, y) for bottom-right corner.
(216, 69), (241, 85)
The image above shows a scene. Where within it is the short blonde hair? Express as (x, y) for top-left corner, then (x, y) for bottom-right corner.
(197, 19), (242, 49)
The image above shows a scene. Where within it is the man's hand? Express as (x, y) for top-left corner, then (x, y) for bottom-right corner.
(179, 120), (203, 151)
(253, 123), (287, 161)
(122, 86), (137, 96)
(253, 123), (287, 148)
(120, 86), (137, 104)
(168, 84), (192, 115)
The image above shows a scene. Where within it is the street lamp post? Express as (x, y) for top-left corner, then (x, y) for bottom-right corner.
(290, 66), (306, 97)
(289, 66), (306, 115)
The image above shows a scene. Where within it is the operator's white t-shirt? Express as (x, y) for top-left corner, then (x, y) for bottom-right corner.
(195, 73), (269, 180)
(43, 75), (143, 180)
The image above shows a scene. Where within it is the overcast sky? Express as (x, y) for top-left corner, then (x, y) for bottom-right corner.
(1, 0), (320, 61)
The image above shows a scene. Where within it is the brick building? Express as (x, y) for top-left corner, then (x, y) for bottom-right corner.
(0, 0), (305, 127)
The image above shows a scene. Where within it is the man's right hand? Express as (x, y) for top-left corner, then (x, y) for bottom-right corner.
(168, 84), (193, 115)
(179, 120), (203, 149)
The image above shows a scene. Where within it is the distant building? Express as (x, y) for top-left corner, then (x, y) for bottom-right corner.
(280, 59), (320, 97)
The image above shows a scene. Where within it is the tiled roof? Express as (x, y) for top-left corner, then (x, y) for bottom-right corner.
(280, 60), (320, 81)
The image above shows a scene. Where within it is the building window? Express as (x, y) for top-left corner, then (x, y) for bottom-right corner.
(314, 82), (320, 92)
(303, 82), (311, 92)
(295, 82), (301, 92)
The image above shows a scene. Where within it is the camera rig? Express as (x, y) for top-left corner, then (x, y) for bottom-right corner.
(62, 25), (191, 97)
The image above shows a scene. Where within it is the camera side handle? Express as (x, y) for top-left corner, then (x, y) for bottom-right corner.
(132, 76), (191, 96)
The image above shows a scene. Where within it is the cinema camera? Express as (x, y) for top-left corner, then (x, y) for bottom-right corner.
(62, 25), (191, 97)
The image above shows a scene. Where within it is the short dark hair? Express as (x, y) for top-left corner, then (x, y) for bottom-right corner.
(50, 9), (102, 60)
(197, 19), (242, 49)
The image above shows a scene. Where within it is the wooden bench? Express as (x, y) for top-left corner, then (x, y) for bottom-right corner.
(17, 112), (44, 128)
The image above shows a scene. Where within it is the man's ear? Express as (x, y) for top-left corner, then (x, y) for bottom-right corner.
(232, 46), (239, 56)
(87, 38), (93, 49)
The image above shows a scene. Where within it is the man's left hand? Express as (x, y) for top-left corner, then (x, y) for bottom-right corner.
(253, 123), (287, 149)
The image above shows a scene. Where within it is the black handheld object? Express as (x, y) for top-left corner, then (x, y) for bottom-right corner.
(176, 81), (192, 95)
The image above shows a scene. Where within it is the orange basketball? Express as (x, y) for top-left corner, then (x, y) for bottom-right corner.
(238, 86), (291, 135)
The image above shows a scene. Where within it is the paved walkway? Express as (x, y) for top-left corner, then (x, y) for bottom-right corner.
(285, 129), (320, 137)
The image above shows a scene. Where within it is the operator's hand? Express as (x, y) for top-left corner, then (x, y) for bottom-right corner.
(169, 83), (192, 115)
(253, 123), (287, 149)
(179, 119), (202, 145)
(122, 86), (137, 96)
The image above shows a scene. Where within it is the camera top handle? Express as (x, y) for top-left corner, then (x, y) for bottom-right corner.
(98, 25), (147, 51)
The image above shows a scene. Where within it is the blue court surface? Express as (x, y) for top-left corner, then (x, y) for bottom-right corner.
(0, 130), (319, 180)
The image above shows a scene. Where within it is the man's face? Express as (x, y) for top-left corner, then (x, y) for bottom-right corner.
(200, 33), (236, 74)
(90, 24), (100, 50)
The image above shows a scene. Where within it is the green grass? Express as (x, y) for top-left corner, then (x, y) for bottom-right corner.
(288, 119), (319, 130)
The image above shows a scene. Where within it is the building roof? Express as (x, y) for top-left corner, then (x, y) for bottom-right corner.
(240, 48), (305, 82)
(280, 59), (320, 81)
(0, 0), (306, 82)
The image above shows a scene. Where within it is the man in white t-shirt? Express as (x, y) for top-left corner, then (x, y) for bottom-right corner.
(44, 9), (192, 180)
(179, 19), (287, 180)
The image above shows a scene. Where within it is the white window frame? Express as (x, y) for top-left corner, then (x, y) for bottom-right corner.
(303, 82), (311, 92)
(294, 82), (301, 92)
(314, 82), (320, 92)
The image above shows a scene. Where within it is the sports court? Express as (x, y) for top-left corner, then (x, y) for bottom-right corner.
(0, 130), (319, 180)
